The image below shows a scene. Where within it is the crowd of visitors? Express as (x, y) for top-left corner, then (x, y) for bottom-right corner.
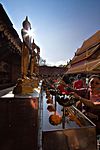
(72, 74), (100, 134)
(42, 73), (100, 134)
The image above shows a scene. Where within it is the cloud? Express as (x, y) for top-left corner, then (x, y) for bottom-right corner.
(46, 60), (67, 66)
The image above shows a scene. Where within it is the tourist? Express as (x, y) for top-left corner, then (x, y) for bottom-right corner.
(71, 74), (100, 133)
(73, 74), (84, 89)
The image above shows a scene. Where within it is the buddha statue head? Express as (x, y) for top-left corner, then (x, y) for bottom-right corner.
(22, 16), (31, 30)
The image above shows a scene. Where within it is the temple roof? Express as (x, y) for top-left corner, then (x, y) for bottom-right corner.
(66, 31), (100, 74)
(71, 30), (100, 65)
(67, 58), (100, 74)
(76, 30), (100, 55)
(0, 3), (22, 55)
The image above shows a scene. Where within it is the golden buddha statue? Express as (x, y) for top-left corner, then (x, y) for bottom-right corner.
(21, 16), (32, 79)
(13, 17), (34, 94)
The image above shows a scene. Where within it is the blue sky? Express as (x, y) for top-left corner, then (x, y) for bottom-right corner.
(0, 0), (100, 66)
